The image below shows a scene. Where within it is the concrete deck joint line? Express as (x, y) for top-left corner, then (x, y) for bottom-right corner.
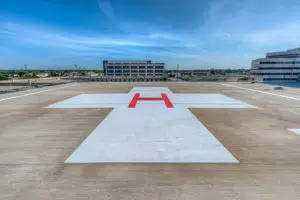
(0, 83), (76, 102)
(222, 83), (300, 101)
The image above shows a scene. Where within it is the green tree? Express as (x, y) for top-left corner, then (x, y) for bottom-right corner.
(0, 74), (9, 81)
(18, 71), (26, 77)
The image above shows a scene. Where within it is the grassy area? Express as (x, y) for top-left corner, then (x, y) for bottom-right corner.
(238, 77), (250, 81)
(166, 69), (250, 75)
(182, 75), (227, 81)
(19, 74), (40, 79)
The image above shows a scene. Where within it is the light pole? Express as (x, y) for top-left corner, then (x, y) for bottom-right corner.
(177, 64), (179, 81)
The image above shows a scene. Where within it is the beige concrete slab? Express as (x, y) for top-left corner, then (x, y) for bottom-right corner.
(0, 82), (300, 199)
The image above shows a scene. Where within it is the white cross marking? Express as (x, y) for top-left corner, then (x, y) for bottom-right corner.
(47, 87), (255, 163)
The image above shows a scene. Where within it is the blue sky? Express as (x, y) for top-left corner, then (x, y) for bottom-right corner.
(1, 0), (300, 69)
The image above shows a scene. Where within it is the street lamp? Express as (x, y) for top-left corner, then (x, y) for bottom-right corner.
(177, 64), (179, 80)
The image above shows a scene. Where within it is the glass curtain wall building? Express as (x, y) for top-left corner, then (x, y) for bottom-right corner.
(251, 48), (300, 81)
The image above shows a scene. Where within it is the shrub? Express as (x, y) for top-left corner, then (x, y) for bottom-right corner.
(0, 74), (9, 81)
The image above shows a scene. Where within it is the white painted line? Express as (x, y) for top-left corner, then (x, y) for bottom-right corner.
(48, 93), (255, 109)
(0, 84), (75, 102)
(288, 129), (300, 135)
(222, 83), (300, 101)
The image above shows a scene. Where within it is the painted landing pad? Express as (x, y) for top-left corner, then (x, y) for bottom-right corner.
(47, 87), (255, 163)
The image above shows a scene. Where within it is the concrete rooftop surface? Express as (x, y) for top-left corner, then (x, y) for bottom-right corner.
(0, 82), (300, 200)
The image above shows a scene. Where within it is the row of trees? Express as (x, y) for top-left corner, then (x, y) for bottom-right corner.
(0, 74), (8, 81)
(0, 71), (38, 79)
(166, 68), (249, 75)
(0, 69), (104, 80)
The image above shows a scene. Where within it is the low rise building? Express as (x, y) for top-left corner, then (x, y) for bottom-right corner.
(87, 72), (99, 77)
(103, 60), (165, 77)
(37, 73), (49, 78)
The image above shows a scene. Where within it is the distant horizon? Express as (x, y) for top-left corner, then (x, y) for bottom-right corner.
(1, 0), (300, 69)
(0, 66), (250, 71)
(0, 61), (252, 70)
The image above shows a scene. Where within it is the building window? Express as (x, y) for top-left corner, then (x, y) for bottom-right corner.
(267, 55), (300, 58)
(258, 67), (300, 70)
(252, 73), (299, 75)
(260, 61), (300, 64)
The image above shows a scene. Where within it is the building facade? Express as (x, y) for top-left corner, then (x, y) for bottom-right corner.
(251, 48), (300, 82)
(103, 60), (165, 77)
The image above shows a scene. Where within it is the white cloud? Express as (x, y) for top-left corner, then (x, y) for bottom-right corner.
(243, 22), (300, 46)
(1, 20), (203, 51)
(206, 0), (233, 23)
(199, 0), (300, 51)
(148, 32), (203, 48)
(148, 33), (178, 40)
(97, 0), (114, 18)
(0, 21), (157, 50)
(212, 21), (300, 47)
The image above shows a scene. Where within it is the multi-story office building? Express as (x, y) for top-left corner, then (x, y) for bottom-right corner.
(103, 60), (165, 77)
(251, 48), (300, 82)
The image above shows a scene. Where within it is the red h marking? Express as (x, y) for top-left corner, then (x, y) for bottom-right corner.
(128, 93), (174, 108)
